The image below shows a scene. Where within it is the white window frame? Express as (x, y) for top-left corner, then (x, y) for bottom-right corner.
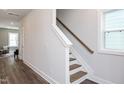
(97, 10), (124, 56)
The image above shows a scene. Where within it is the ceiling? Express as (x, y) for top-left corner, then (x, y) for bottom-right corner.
(0, 9), (31, 29)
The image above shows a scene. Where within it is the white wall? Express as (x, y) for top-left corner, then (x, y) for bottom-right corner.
(57, 9), (124, 83)
(21, 9), (70, 83)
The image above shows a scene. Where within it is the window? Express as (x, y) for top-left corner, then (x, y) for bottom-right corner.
(100, 10), (124, 55)
(9, 33), (18, 47)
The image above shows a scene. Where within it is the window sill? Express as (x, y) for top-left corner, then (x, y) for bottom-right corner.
(97, 49), (124, 56)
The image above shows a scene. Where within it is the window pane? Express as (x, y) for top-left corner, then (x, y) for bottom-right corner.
(105, 10), (124, 31)
(105, 31), (124, 50)
(9, 33), (18, 47)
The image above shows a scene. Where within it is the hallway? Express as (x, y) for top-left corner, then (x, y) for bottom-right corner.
(0, 55), (49, 84)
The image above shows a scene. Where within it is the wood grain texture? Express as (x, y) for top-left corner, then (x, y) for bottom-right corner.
(80, 79), (98, 84)
(69, 58), (76, 61)
(70, 71), (87, 82)
(0, 55), (49, 84)
(70, 64), (81, 71)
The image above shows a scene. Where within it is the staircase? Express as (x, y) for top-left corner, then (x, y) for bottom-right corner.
(56, 18), (97, 84)
(69, 51), (97, 84)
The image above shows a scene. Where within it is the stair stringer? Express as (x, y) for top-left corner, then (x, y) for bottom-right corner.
(70, 47), (94, 76)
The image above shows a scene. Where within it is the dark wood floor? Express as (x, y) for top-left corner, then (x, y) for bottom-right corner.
(80, 79), (98, 84)
(0, 55), (49, 84)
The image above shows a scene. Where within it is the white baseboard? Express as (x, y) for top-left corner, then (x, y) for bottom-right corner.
(88, 75), (114, 84)
(23, 60), (59, 84)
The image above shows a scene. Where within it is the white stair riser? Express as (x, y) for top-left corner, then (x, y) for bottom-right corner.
(69, 60), (81, 65)
(70, 67), (83, 75)
(69, 54), (75, 58)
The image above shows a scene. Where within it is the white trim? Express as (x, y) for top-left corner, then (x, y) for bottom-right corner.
(97, 10), (104, 53)
(65, 48), (70, 84)
(97, 10), (124, 56)
(23, 60), (59, 84)
(69, 67), (83, 75)
(52, 9), (56, 25)
(52, 24), (72, 47)
(88, 75), (114, 84)
(52, 9), (71, 83)
(69, 60), (77, 66)
(70, 47), (94, 74)
(97, 49), (124, 56)
(52, 9), (72, 48)
(105, 29), (124, 32)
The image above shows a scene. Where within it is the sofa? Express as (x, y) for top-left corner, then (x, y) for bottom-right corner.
(0, 46), (9, 54)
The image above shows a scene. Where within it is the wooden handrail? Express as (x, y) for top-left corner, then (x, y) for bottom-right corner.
(57, 18), (94, 54)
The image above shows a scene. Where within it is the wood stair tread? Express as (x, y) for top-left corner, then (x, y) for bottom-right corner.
(70, 64), (81, 71)
(70, 71), (87, 82)
(70, 58), (76, 61)
(80, 79), (98, 84)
